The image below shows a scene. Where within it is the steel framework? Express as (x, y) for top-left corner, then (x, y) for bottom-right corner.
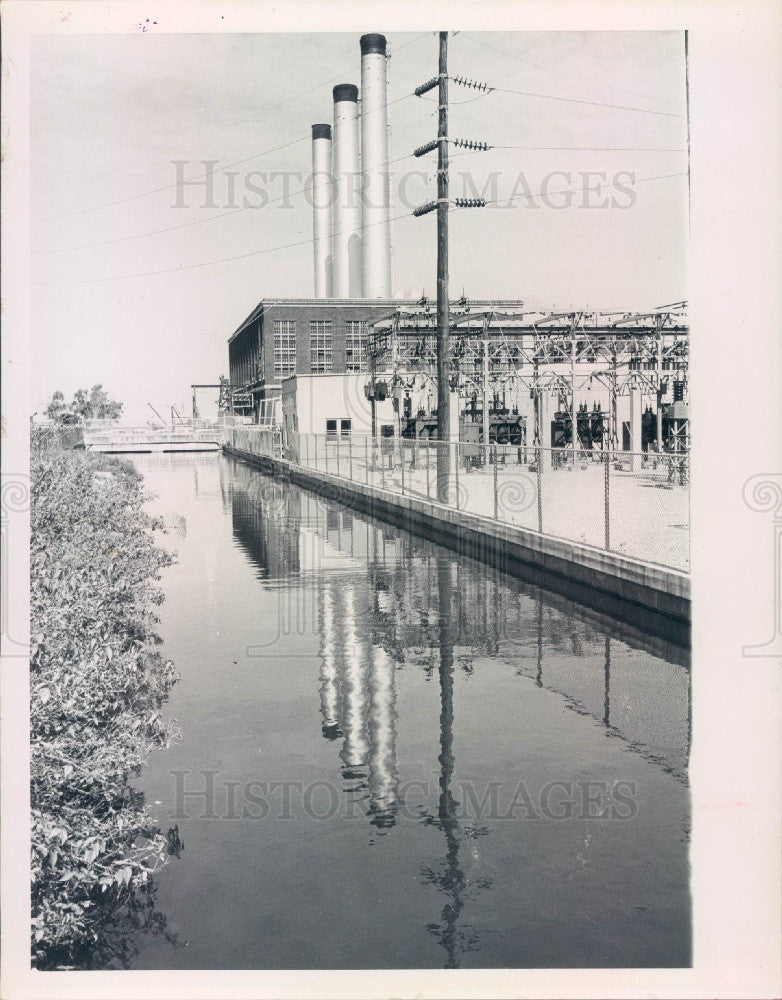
(368, 301), (689, 452)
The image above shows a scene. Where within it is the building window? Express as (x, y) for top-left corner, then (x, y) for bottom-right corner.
(326, 418), (338, 438)
(345, 321), (367, 372)
(273, 320), (297, 379)
(340, 419), (352, 437)
(310, 320), (333, 373)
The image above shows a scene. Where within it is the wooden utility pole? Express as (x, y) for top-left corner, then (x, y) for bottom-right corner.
(436, 30), (451, 503)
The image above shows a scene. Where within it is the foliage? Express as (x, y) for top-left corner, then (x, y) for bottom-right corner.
(30, 443), (180, 969)
(44, 385), (123, 425)
(30, 420), (85, 453)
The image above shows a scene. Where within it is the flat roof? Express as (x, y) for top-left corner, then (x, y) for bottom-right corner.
(228, 297), (528, 344)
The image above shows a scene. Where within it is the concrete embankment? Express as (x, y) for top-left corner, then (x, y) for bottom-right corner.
(224, 445), (690, 645)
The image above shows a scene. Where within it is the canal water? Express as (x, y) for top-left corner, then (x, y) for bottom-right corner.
(119, 453), (690, 970)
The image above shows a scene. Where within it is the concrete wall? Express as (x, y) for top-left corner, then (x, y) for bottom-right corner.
(224, 442), (690, 640)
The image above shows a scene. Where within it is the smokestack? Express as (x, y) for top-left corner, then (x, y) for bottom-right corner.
(311, 124), (332, 298)
(331, 83), (363, 298)
(360, 34), (392, 298)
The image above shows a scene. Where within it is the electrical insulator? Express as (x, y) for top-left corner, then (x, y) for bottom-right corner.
(453, 138), (490, 151)
(454, 197), (486, 208)
(452, 75), (493, 93)
(413, 139), (439, 158)
(413, 201), (438, 217)
(414, 77), (439, 97)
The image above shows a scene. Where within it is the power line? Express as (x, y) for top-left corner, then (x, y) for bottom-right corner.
(37, 135), (308, 224)
(34, 151), (417, 254)
(491, 144), (687, 152)
(459, 32), (683, 109)
(46, 32), (432, 194)
(37, 91), (418, 227)
(217, 31), (428, 133)
(468, 171), (687, 210)
(37, 36), (429, 225)
(35, 174), (687, 284)
(488, 84), (683, 118)
(33, 208), (418, 287)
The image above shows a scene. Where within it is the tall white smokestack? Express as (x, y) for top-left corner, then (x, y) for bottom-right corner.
(311, 123), (332, 298)
(332, 83), (363, 298)
(360, 34), (392, 298)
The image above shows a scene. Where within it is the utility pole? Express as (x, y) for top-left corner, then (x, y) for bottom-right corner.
(435, 31), (451, 503)
(413, 32), (488, 504)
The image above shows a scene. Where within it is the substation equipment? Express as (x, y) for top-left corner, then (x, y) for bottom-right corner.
(366, 300), (689, 459)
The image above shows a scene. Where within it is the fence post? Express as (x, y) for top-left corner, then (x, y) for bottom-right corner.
(537, 446), (543, 534)
(314, 435), (318, 471)
(400, 439), (405, 495)
(365, 436), (369, 485)
(604, 446), (611, 550)
(336, 432), (341, 477)
(455, 442), (460, 510)
(349, 435), (353, 481)
(426, 442), (431, 499)
(493, 445), (499, 520)
(305, 433), (309, 469)
(381, 441), (386, 490)
(325, 434), (329, 474)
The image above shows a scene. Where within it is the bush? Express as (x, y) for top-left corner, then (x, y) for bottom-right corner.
(30, 446), (180, 968)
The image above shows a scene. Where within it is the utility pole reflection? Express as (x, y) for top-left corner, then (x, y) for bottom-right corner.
(420, 554), (474, 968)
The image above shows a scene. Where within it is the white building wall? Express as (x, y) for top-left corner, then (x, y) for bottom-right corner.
(282, 373), (396, 438)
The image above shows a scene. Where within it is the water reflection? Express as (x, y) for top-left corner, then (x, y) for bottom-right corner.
(315, 578), (400, 829)
(229, 461), (691, 797)
(225, 459), (690, 967)
(338, 584), (371, 792)
(317, 586), (342, 741)
(421, 555), (473, 967)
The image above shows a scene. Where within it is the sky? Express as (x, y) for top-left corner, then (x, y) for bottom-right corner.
(30, 30), (688, 423)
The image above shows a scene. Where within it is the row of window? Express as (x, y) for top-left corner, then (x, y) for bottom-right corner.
(272, 320), (367, 378)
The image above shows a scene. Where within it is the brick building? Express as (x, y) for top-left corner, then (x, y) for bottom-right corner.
(228, 298), (412, 415)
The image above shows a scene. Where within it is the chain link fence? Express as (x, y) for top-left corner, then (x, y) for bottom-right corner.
(288, 433), (689, 572)
(223, 427), (689, 572)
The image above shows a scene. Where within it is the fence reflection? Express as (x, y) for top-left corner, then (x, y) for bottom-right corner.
(229, 461), (691, 795)
(227, 461), (690, 968)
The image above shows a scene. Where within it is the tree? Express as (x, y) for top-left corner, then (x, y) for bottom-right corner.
(44, 391), (70, 424)
(44, 386), (123, 425)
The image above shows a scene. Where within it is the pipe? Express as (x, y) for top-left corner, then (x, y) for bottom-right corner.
(311, 124), (333, 298)
(360, 34), (391, 298)
(332, 83), (363, 298)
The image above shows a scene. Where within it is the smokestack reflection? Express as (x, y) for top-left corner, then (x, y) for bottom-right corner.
(318, 584), (342, 740)
(338, 585), (370, 790)
(366, 643), (399, 831)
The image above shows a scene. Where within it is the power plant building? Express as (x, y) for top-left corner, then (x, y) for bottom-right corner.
(225, 31), (687, 459)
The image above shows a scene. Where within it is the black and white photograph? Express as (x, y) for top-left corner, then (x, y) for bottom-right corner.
(1, 2), (780, 998)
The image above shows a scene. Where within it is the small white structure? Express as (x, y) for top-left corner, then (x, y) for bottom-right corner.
(281, 373), (396, 445)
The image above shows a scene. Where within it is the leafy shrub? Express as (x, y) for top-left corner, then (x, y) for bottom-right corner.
(30, 446), (180, 968)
